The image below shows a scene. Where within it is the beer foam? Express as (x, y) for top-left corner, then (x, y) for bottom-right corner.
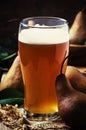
(19, 26), (69, 44)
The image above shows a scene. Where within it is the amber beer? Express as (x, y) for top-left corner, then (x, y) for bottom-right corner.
(18, 17), (69, 114)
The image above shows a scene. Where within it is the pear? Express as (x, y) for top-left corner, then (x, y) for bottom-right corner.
(66, 66), (86, 93)
(69, 7), (86, 44)
(55, 74), (86, 128)
(0, 56), (24, 91)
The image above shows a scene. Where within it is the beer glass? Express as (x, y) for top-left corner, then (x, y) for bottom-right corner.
(18, 17), (69, 121)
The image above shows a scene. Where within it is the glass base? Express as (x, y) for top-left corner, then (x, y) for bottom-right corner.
(23, 110), (70, 129)
(24, 109), (58, 121)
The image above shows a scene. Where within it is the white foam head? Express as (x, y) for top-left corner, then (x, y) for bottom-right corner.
(18, 25), (69, 44)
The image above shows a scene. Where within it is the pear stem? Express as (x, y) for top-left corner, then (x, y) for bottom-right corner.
(60, 55), (69, 74)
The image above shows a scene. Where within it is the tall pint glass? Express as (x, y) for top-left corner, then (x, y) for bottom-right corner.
(18, 17), (69, 120)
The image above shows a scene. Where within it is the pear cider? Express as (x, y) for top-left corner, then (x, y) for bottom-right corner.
(18, 17), (69, 114)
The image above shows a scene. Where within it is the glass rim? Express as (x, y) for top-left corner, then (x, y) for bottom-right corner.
(20, 16), (68, 28)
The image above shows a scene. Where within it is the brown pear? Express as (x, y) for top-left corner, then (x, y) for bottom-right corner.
(0, 56), (24, 91)
(69, 7), (86, 44)
(55, 74), (86, 128)
(66, 66), (86, 93)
